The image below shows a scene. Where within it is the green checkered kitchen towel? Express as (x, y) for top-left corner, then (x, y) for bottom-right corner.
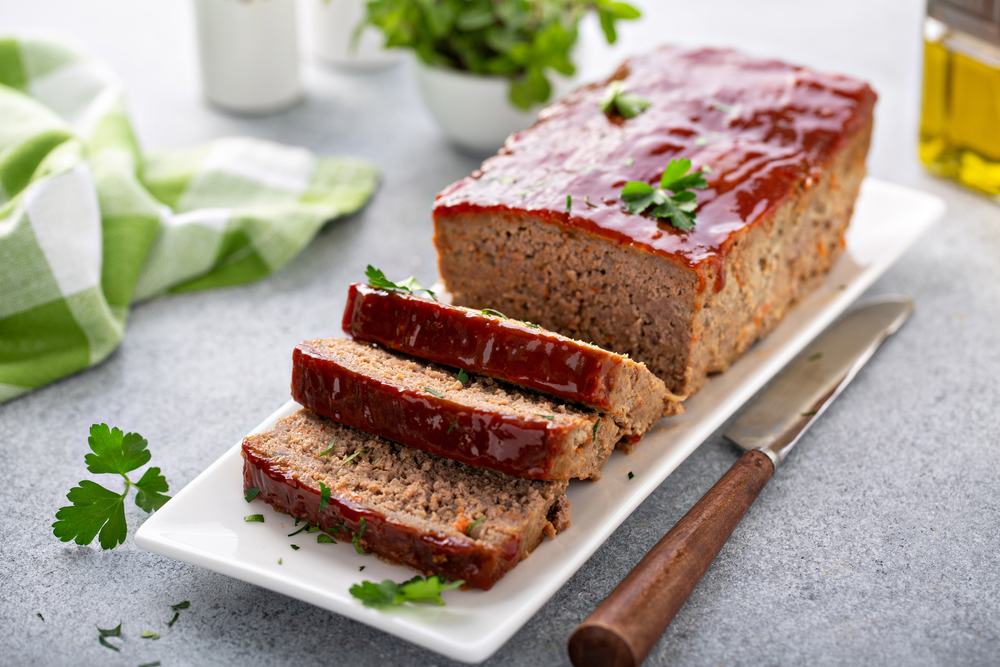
(0, 34), (379, 404)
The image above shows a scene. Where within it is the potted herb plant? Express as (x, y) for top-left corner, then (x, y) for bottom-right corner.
(362, 0), (641, 153)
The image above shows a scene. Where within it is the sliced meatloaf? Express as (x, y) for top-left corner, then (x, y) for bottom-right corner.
(342, 283), (681, 427)
(292, 338), (626, 480)
(432, 46), (876, 397)
(242, 409), (570, 591)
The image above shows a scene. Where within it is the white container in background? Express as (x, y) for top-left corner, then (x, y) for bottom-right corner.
(413, 59), (572, 155)
(194, 0), (302, 114)
(306, 0), (401, 70)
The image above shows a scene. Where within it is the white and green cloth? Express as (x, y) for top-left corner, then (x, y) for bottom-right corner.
(0, 35), (379, 403)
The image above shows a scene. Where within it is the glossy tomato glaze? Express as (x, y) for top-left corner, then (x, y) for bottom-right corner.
(292, 341), (579, 479)
(242, 443), (520, 590)
(433, 46), (876, 291)
(343, 284), (619, 410)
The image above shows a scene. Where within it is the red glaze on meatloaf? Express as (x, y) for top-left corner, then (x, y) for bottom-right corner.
(433, 46), (875, 396)
(243, 410), (570, 590)
(434, 46), (875, 287)
(342, 283), (678, 422)
(292, 338), (623, 480)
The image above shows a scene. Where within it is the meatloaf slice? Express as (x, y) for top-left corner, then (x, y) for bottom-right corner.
(432, 46), (876, 397)
(243, 409), (570, 591)
(342, 283), (680, 426)
(292, 338), (625, 480)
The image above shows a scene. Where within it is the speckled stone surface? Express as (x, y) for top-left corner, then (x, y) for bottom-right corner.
(2, 1), (998, 666)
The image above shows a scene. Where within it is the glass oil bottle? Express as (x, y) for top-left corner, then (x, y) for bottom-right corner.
(921, 0), (1000, 198)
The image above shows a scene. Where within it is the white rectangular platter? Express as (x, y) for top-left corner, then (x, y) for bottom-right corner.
(136, 178), (945, 664)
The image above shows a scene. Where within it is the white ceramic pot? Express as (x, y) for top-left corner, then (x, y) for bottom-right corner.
(194, 0), (302, 114)
(413, 59), (572, 155)
(306, 0), (401, 71)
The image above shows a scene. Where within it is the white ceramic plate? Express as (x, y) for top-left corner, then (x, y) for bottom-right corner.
(136, 179), (945, 664)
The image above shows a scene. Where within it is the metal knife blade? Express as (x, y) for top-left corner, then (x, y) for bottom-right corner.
(724, 295), (913, 467)
(569, 296), (915, 667)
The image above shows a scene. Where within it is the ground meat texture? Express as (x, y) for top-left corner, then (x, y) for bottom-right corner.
(432, 46), (875, 397)
(292, 338), (626, 480)
(242, 410), (570, 591)
(341, 283), (680, 425)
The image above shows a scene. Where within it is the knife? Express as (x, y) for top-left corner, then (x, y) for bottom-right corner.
(568, 296), (914, 667)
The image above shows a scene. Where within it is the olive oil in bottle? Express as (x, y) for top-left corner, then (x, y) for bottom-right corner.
(920, 2), (1000, 198)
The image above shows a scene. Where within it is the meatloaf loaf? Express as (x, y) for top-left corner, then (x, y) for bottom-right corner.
(292, 338), (625, 480)
(432, 46), (876, 397)
(342, 282), (680, 424)
(243, 409), (570, 590)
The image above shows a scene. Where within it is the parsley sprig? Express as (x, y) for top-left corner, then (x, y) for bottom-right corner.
(350, 575), (463, 608)
(52, 425), (171, 550)
(366, 265), (436, 300)
(620, 158), (708, 231)
(599, 81), (651, 118)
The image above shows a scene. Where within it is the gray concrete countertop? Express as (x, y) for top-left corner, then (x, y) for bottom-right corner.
(2, 1), (998, 665)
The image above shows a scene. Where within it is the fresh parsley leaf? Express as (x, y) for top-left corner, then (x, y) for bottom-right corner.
(423, 386), (445, 398)
(466, 517), (485, 535)
(244, 487), (260, 503)
(342, 449), (368, 465)
(365, 265), (436, 300)
(288, 522), (310, 537)
(585, 196), (598, 208)
(808, 352), (823, 361)
(53, 481), (128, 550)
(801, 411), (818, 417)
(534, 414), (555, 420)
(620, 158), (708, 231)
(290, 544), (300, 550)
(353, 518), (368, 555)
(171, 601), (190, 611)
(457, 369), (469, 385)
(244, 514), (265, 523)
(593, 419), (600, 442)
(278, 558), (283, 565)
(359, 566), (366, 572)
(99, 636), (121, 652)
(599, 80), (651, 118)
(133, 466), (170, 513)
(349, 579), (400, 607)
(52, 425), (171, 550)
(481, 308), (508, 319)
(141, 631), (160, 640)
(139, 662), (162, 667)
(628, 471), (634, 480)
(98, 623), (121, 637)
(446, 421), (457, 434)
(318, 533), (335, 544)
(349, 575), (463, 608)
(166, 613), (179, 628)
(36, 613), (43, 621)
(318, 482), (331, 513)
(318, 439), (337, 457)
(85, 424), (149, 476)
(97, 623), (122, 652)
(565, 195), (572, 214)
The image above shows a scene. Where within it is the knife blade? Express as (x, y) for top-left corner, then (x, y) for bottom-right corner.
(568, 296), (914, 667)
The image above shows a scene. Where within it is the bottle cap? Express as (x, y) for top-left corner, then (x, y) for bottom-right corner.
(928, 0), (1000, 46)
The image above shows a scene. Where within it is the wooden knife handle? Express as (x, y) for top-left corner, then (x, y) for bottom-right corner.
(568, 449), (775, 667)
